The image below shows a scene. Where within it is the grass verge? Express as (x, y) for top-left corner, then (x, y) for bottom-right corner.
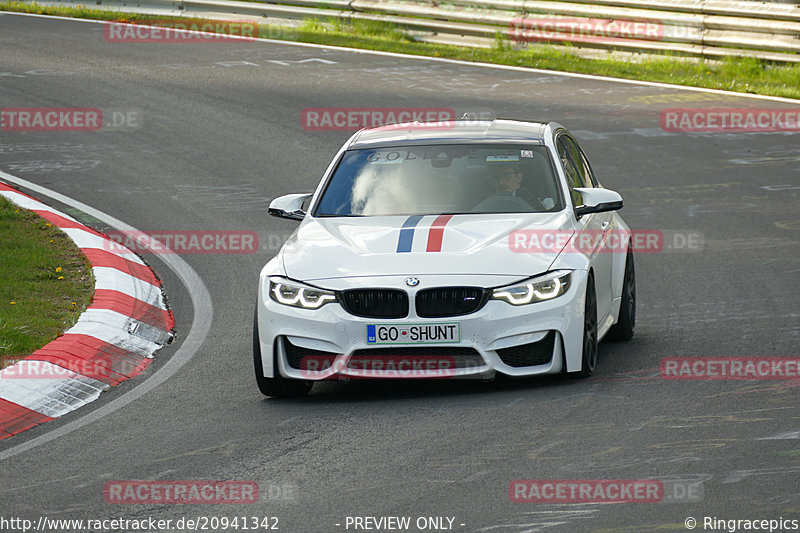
(0, 195), (94, 361)
(1, 2), (799, 99)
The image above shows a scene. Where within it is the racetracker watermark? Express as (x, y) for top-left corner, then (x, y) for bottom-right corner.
(510, 479), (663, 503)
(0, 107), (142, 132)
(104, 230), (258, 254)
(104, 20), (258, 43)
(660, 108), (800, 133)
(104, 481), (258, 504)
(0, 358), (109, 380)
(301, 107), (457, 131)
(508, 17), (664, 44)
(508, 229), (703, 253)
(299, 355), (463, 379)
(661, 357), (800, 381)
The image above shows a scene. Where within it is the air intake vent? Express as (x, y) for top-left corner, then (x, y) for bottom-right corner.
(350, 346), (485, 370)
(341, 289), (409, 319)
(415, 287), (487, 318)
(496, 332), (556, 368)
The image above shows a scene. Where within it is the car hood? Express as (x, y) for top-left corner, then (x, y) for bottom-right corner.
(280, 212), (574, 281)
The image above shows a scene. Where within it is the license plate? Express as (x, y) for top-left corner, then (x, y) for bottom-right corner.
(366, 323), (460, 345)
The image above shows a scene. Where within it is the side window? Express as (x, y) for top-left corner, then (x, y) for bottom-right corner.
(563, 136), (599, 188)
(559, 136), (595, 187)
(557, 137), (583, 206)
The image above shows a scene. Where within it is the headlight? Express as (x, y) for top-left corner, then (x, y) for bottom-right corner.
(268, 277), (337, 309)
(492, 270), (571, 305)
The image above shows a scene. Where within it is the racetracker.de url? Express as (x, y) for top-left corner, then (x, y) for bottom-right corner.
(0, 515), (280, 532)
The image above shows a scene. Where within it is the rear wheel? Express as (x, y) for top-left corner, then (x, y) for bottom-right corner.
(571, 274), (598, 378)
(253, 307), (313, 397)
(607, 249), (635, 341)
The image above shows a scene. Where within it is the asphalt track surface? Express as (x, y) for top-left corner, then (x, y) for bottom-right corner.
(1, 12), (800, 533)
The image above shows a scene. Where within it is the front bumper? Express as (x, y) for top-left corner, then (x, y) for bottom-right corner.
(256, 272), (588, 380)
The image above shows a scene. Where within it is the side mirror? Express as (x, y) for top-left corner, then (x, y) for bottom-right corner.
(268, 193), (312, 221)
(573, 188), (623, 217)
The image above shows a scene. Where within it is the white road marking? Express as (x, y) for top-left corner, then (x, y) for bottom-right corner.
(758, 430), (800, 440)
(66, 308), (164, 355)
(91, 267), (164, 308)
(0, 362), (109, 418)
(2, 11), (800, 105)
(61, 228), (146, 264)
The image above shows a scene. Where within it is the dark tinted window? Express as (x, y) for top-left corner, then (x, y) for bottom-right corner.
(557, 137), (584, 206)
(558, 136), (597, 188)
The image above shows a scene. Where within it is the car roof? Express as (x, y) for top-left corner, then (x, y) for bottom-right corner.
(348, 119), (551, 149)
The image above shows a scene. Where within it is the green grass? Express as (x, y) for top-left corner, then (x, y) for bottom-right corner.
(0, 195), (94, 361)
(3, 2), (798, 99)
(291, 18), (800, 99)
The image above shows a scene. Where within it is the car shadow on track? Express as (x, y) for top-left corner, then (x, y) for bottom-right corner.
(259, 373), (591, 405)
(256, 338), (649, 404)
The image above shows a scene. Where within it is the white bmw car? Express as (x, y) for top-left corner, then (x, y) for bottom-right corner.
(254, 119), (635, 396)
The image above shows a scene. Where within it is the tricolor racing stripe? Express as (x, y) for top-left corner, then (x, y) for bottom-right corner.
(396, 214), (454, 253)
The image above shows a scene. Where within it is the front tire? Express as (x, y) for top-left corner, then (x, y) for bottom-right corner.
(607, 249), (635, 341)
(571, 273), (598, 378)
(253, 306), (313, 397)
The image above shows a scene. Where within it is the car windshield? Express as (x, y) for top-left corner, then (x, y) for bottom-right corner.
(314, 144), (563, 216)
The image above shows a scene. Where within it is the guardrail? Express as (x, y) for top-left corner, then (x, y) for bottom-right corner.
(50, 0), (800, 61)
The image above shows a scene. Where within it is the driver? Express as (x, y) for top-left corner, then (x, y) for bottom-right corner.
(470, 164), (544, 212)
(494, 165), (525, 195)
(490, 165), (544, 209)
